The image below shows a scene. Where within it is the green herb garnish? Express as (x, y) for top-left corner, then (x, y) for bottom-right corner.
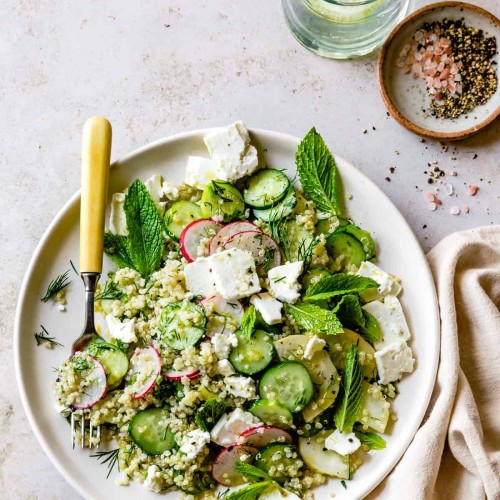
(334, 345), (363, 432)
(333, 294), (366, 327)
(354, 430), (386, 450)
(296, 128), (343, 215)
(95, 280), (124, 301)
(90, 448), (120, 478)
(341, 480), (348, 489)
(195, 398), (227, 432)
(237, 304), (257, 340)
(226, 481), (273, 500)
(234, 462), (272, 482)
(304, 274), (378, 302)
(286, 303), (343, 335)
(41, 270), (70, 302)
(34, 326), (63, 347)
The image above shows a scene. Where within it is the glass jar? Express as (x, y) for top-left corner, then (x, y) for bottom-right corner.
(282, 0), (411, 59)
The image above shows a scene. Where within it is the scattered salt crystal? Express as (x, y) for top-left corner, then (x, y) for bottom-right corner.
(444, 183), (454, 196)
(434, 196), (443, 206)
(428, 202), (437, 211)
(468, 185), (479, 196)
(462, 205), (470, 214)
(449, 206), (460, 215)
(426, 192), (435, 202)
(454, 73), (462, 82)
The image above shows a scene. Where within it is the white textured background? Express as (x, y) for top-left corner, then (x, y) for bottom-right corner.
(1, 0), (499, 497)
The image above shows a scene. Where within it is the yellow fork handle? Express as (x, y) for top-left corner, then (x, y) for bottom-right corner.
(80, 117), (112, 273)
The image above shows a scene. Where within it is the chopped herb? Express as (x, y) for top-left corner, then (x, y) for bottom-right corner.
(354, 430), (386, 450)
(41, 270), (70, 302)
(95, 280), (124, 301)
(195, 398), (227, 432)
(34, 326), (63, 347)
(286, 303), (343, 335)
(234, 462), (271, 482)
(226, 481), (273, 500)
(70, 259), (79, 275)
(90, 448), (120, 478)
(304, 274), (378, 302)
(341, 480), (347, 489)
(237, 304), (257, 340)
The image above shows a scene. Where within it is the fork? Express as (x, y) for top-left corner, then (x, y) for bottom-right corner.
(70, 117), (112, 449)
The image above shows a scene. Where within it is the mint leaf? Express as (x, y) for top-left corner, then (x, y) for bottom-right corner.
(103, 232), (134, 269)
(286, 303), (343, 335)
(333, 294), (366, 327)
(359, 310), (382, 344)
(296, 128), (343, 215)
(226, 481), (273, 500)
(123, 179), (163, 278)
(304, 274), (378, 302)
(234, 462), (271, 482)
(354, 430), (386, 450)
(237, 304), (257, 340)
(334, 344), (363, 431)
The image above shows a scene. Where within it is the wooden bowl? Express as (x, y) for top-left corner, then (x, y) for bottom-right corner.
(378, 1), (500, 140)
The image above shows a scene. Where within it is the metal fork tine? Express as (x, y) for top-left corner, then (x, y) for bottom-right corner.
(89, 422), (93, 450)
(81, 414), (85, 450)
(71, 412), (75, 449)
(96, 425), (101, 449)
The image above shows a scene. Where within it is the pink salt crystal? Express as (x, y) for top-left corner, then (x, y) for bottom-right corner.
(435, 92), (443, 101)
(426, 192), (435, 202)
(428, 202), (437, 211)
(433, 55), (441, 63)
(449, 206), (460, 215)
(456, 83), (463, 94)
(457, 61), (463, 69)
(440, 68), (450, 79)
(463, 205), (470, 214)
(426, 45), (434, 52)
(444, 47), (452, 55)
(423, 52), (433, 61)
(428, 68), (437, 77)
(468, 185), (479, 196)
(437, 62), (445, 72)
(430, 34), (438, 42)
(396, 59), (406, 68)
(454, 73), (462, 82)
(412, 63), (421, 73)
(434, 196), (443, 206)
(415, 53), (423, 61)
(434, 48), (443, 56)
(450, 65), (458, 75)
(403, 66), (411, 74)
(434, 78), (442, 89)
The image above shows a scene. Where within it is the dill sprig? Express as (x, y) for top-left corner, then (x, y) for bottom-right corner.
(298, 234), (320, 273)
(267, 213), (292, 262)
(41, 270), (71, 302)
(90, 448), (120, 478)
(34, 326), (63, 347)
(69, 260), (79, 275)
(95, 280), (124, 301)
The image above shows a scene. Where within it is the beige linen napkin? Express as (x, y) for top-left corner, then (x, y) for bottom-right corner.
(368, 226), (500, 500)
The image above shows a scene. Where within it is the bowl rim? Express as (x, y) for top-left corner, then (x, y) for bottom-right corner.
(378, 0), (500, 140)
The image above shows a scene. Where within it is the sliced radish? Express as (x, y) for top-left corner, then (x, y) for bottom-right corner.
(238, 425), (293, 448)
(165, 367), (201, 381)
(212, 445), (259, 486)
(223, 231), (282, 269)
(180, 219), (223, 262)
(209, 221), (263, 255)
(72, 357), (107, 409)
(127, 345), (162, 399)
(201, 295), (244, 337)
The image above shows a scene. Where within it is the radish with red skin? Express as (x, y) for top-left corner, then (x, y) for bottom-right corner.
(238, 425), (293, 448)
(180, 219), (223, 262)
(72, 357), (107, 409)
(223, 231), (282, 269)
(209, 221), (263, 255)
(165, 367), (201, 381)
(127, 345), (162, 399)
(212, 445), (259, 486)
(201, 295), (244, 337)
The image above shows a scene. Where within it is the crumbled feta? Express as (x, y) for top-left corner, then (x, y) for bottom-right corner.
(217, 359), (236, 376)
(250, 293), (283, 325)
(303, 335), (326, 360)
(225, 375), (257, 399)
(210, 408), (261, 447)
(105, 315), (137, 343)
(260, 484), (301, 500)
(356, 261), (402, 302)
(324, 430), (361, 456)
(210, 249), (261, 300)
(161, 181), (179, 201)
(179, 429), (210, 459)
(375, 340), (415, 384)
(109, 192), (127, 235)
(363, 295), (410, 350)
(184, 156), (219, 189)
(217, 146), (259, 182)
(184, 257), (218, 298)
(144, 175), (166, 217)
(143, 465), (162, 493)
(211, 332), (238, 360)
(268, 261), (304, 303)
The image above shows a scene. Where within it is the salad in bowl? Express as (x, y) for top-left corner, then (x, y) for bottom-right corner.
(52, 122), (415, 499)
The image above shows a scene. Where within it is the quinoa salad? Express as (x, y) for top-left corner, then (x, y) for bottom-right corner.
(52, 122), (415, 499)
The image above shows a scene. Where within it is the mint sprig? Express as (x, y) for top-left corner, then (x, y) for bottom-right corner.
(237, 304), (257, 340)
(304, 274), (378, 302)
(234, 462), (272, 482)
(226, 481), (273, 500)
(334, 344), (363, 431)
(296, 128), (343, 215)
(354, 430), (386, 450)
(286, 302), (343, 335)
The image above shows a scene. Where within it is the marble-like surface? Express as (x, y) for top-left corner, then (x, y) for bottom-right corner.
(1, 0), (498, 498)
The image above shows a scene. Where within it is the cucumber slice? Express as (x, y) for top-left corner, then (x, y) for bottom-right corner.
(200, 181), (245, 223)
(253, 187), (297, 221)
(338, 224), (376, 259)
(356, 381), (390, 433)
(164, 201), (202, 240)
(259, 361), (314, 413)
(158, 301), (206, 350)
(298, 430), (349, 479)
(255, 444), (302, 484)
(129, 407), (177, 455)
(326, 231), (366, 269)
(86, 340), (129, 390)
(243, 168), (290, 209)
(249, 400), (294, 429)
(229, 330), (274, 375)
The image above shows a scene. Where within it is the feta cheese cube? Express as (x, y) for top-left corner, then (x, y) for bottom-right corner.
(217, 359), (236, 376)
(211, 332), (238, 360)
(225, 375), (257, 399)
(250, 293), (283, 325)
(184, 257), (218, 298)
(268, 261), (304, 303)
(105, 315), (137, 343)
(363, 295), (411, 350)
(324, 430), (361, 456)
(210, 249), (261, 300)
(143, 465), (162, 493)
(109, 192), (127, 236)
(217, 145), (259, 182)
(375, 340), (415, 384)
(185, 156), (220, 189)
(162, 181), (179, 201)
(303, 335), (326, 360)
(179, 429), (210, 459)
(356, 261), (402, 302)
(210, 408), (261, 447)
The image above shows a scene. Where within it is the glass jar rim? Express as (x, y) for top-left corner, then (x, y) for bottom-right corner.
(320, 0), (380, 6)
